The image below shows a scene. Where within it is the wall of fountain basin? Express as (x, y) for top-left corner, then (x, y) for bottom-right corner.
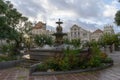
(29, 48), (88, 61)
(29, 49), (64, 61)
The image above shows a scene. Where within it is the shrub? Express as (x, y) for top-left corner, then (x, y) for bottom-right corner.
(0, 43), (20, 60)
(45, 58), (60, 71)
(100, 52), (108, 60)
(0, 44), (9, 54)
(0, 55), (11, 62)
(87, 41), (103, 67)
(36, 63), (48, 71)
(88, 56), (101, 67)
(59, 57), (70, 71)
(102, 57), (113, 63)
(35, 44), (113, 72)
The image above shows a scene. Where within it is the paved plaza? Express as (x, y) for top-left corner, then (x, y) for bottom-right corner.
(0, 51), (120, 80)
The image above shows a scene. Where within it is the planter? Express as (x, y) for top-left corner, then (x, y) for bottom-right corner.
(0, 60), (24, 69)
(29, 61), (113, 76)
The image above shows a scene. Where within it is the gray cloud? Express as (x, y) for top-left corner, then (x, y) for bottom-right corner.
(8, 0), (120, 32)
(62, 19), (98, 32)
(47, 0), (103, 19)
(10, 0), (46, 18)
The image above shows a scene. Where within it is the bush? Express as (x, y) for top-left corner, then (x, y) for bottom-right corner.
(0, 44), (9, 54)
(0, 55), (11, 62)
(102, 57), (113, 63)
(36, 63), (48, 71)
(100, 52), (108, 60)
(59, 58), (70, 71)
(88, 56), (101, 67)
(0, 43), (20, 59)
(35, 45), (113, 72)
(45, 58), (60, 71)
(86, 41), (103, 67)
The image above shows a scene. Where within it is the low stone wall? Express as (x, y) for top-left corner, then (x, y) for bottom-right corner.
(29, 49), (63, 61)
(0, 60), (23, 69)
(29, 62), (113, 76)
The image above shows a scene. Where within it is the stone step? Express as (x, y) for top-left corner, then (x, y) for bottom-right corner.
(19, 59), (41, 68)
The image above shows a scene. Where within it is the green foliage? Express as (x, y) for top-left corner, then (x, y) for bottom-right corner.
(0, 44), (9, 54)
(45, 58), (60, 71)
(102, 57), (113, 63)
(0, 43), (20, 58)
(36, 63), (48, 71)
(0, 0), (33, 57)
(114, 34), (120, 47)
(0, 54), (17, 62)
(64, 48), (80, 55)
(71, 39), (81, 48)
(88, 40), (99, 47)
(88, 56), (101, 67)
(59, 57), (71, 71)
(0, 55), (10, 62)
(99, 33), (118, 46)
(63, 38), (71, 44)
(88, 41), (102, 67)
(34, 35), (53, 47)
(36, 41), (113, 71)
(115, 10), (120, 26)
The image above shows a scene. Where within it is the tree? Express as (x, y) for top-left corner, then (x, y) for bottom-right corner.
(99, 33), (118, 52)
(114, 1), (120, 26)
(34, 35), (53, 47)
(63, 38), (71, 44)
(115, 10), (120, 26)
(0, 0), (32, 56)
(71, 39), (81, 48)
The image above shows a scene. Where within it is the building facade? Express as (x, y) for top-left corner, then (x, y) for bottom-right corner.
(104, 25), (114, 34)
(69, 24), (90, 42)
(90, 29), (103, 41)
(68, 24), (115, 42)
(31, 21), (54, 36)
(32, 21), (46, 35)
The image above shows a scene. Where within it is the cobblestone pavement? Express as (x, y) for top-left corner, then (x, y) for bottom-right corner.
(0, 51), (120, 80)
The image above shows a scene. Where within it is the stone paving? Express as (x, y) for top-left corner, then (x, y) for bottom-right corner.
(0, 51), (120, 80)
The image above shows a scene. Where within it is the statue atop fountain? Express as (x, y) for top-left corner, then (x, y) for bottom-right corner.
(52, 19), (67, 46)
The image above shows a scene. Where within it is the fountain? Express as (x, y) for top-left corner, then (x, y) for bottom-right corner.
(52, 19), (67, 46)
(29, 19), (67, 61)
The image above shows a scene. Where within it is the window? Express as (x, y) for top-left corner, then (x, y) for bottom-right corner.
(74, 28), (76, 31)
(74, 32), (76, 35)
(83, 33), (87, 36)
(78, 32), (80, 35)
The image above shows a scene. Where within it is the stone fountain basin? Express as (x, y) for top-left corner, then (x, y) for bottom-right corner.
(29, 49), (63, 61)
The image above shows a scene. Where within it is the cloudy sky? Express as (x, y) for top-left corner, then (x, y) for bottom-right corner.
(8, 0), (120, 33)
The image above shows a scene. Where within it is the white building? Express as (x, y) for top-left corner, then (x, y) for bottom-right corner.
(69, 24), (91, 42)
(104, 25), (114, 34)
(91, 29), (103, 41)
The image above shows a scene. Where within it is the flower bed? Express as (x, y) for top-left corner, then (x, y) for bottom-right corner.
(29, 41), (114, 76)
(29, 61), (113, 76)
